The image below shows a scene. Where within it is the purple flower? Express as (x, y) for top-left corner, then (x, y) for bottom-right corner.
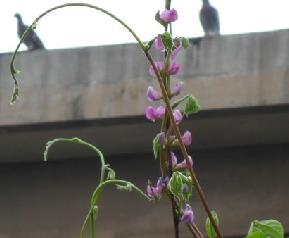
(171, 81), (184, 96)
(171, 45), (182, 60)
(154, 36), (165, 51)
(168, 63), (180, 75)
(181, 204), (194, 224)
(160, 8), (178, 23)
(145, 105), (166, 122)
(145, 106), (156, 121)
(170, 152), (178, 167)
(155, 106), (166, 118)
(147, 86), (161, 101)
(147, 184), (161, 198)
(147, 177), (168, 199)
(175, 156), (194, 170)
(182, 131), (192, 146)
(157, 177), (169, 189)
(149, 62), (180, 77)
(173, 109), (183, 124)
(149, 61), (164, 77)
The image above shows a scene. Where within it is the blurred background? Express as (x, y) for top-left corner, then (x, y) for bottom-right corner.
(0, 1), (289, 238)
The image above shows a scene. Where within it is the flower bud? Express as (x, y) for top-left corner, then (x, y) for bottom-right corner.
(181, 204), (194, 224)
(147, 86), (161, 101)
(145, 106), (165, 122)
(159, 132), (166, 146)
(156, 177), (169, 189)
(149, 61), (165, 77)
(145, 106), (157, 121)
(175, 156), (193, 170)
(146, 184), (160, 198)
(160, 8), (178, 23)
(154, 36), (165, 51)
(171, 45), (182, 60)
(170, 152), (178, 167)
(173, 109), (183, 124)
(147, 177), (168, 199)
(182, 131), (192, 146)
(171, 81), (184, 96)
(155, 106), (166, 119)
(168, 63), (180, 75)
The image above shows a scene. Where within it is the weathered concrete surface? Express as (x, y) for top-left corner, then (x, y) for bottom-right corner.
(0, 30), (289, 238)
(0, 144), (288, 238)
(0, 29), (289, 125)
(1, 105), (289, 163)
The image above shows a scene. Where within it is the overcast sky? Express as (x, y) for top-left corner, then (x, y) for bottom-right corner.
(1, 0), (289, 53)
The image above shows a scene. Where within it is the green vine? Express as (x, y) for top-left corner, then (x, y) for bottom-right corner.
(44, 137), (151, 238)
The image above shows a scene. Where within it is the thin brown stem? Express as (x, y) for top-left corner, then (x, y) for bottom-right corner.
(142, 50), (223, 238)
(169, 195), (180, 238)
(191, 223), (205, 238)
(187, 224), (201, 238)
(167, 146), (179, 238)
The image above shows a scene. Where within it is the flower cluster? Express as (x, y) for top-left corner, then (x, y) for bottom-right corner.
(171, 152), (193, 170)
(145, 6), (196, 227)
(147, 177), (169, 199)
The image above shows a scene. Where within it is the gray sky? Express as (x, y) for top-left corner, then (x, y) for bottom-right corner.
(1, 0), (289, 53)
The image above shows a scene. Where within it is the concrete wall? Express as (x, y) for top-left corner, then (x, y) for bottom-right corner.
(0, 29), (289, 125)
(0, 30), (289, 238)
(0, 145), (288, 238)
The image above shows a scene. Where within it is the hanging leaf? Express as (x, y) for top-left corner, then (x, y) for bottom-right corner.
(205, 210), (220, 238)
(152, 132), (164, 159)
(184, 95), (200, 116)
(161, 32), (173, 50)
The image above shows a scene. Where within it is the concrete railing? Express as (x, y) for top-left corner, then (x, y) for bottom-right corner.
(0, 29), (289, 125)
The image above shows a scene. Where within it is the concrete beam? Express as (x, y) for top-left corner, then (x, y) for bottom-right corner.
(1, 105), (289, 163)
(0, 30), (289, 125)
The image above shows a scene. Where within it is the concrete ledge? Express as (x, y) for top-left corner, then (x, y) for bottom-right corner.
(0, 30), (289, 125)
(1, 104), (289, 163)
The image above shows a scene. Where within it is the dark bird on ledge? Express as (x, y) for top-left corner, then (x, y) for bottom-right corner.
(199, 0), (220, 37)
(14, 13), (45, 51)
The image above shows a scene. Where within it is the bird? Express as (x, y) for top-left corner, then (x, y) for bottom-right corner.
(14, 13), (45, 51)
(199, 0), (220, 37)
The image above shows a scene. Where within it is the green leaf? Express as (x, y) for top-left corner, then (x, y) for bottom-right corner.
(161, 32), (173, 50)
(168, 172), (192, 204)
(181, 37), (190, 48)
(184, 95), (200, 116)
(152, 132), (163, 159)
(205, 210), (220, 238)
(247, 220), (284, 238)
(246, 231), (267, 238)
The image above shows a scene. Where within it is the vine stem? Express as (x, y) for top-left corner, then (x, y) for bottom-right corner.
(9, 3), (222, 238)
(187, 224), (202, 238)
(143, 51), (223, 238)
(163, 2), (179, 237)
(43, 137), (106, 183)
